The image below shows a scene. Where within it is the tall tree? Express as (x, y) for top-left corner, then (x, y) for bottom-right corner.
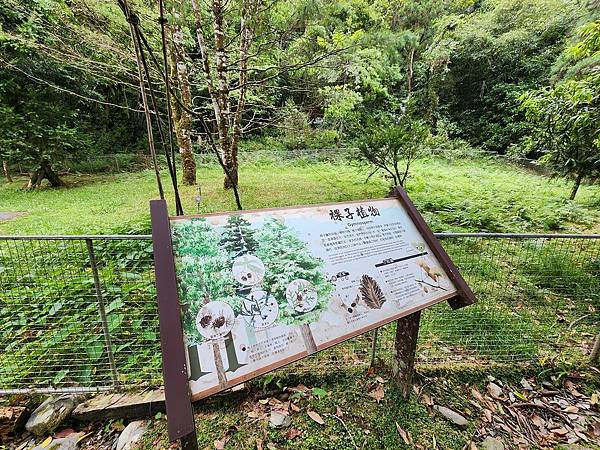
(167, 19), (197, 185)
(188, 0), (257, 189)
(186, 0), (343, 189)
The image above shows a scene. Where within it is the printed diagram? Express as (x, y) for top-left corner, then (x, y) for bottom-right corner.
(232, 254), (265, 286)
(286, 279), (318, 313)
(196, 300), (235, 340)
(329, 272), (386, 314)
(415, 258), (447, 293)
(359, 274), (387, 309)
(240, 289), (279, 329)
(328, 271), (350, 283)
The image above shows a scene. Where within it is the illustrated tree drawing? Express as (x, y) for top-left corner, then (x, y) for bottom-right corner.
(173, 215), (333, 355)
(220, 215), (259, 261)
(255, 218), (332, 352)
(171, 218), (240, 345)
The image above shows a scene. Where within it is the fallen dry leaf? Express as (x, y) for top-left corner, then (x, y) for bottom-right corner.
(531, 414), (544, 429)
(472, 386), (485, 403)
(288, 384), (308, 392)
(307, 411), (325, 425)
(290, 402), (300, 413)
(565, 380), (583, 398)
(421, 393), (434, 407)
(214, 426), (237, 449)
(256, 439), (263, 450)
(336, 406), (343, 417)
(284, 428), (302, 440)
(551, 427), (569, 437)
(395, 422), (412, 445)
(368, 384), (385, 403)
(483, 409), (493, 422)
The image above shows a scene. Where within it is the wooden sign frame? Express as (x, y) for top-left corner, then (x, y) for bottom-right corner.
(150, 186), (476, 448)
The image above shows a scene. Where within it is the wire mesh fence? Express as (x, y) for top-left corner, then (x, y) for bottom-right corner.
(1, 233), (598, 394)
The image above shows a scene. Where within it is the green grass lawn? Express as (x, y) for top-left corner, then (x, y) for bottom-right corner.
(2, 157), (599, 450)
(0, 156), (598, 235)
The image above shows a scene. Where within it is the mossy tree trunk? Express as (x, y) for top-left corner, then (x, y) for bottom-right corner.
(167, 23), (196, 186)
(393, 311), (421, 398)
(26, 160), (64, 190)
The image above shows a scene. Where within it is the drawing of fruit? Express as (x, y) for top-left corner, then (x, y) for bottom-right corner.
(196, 300), (236, 340)
(341, 293), (360, 314)
(240, 289), (278, 329)
(285, 279), (318, 313)
(232, 254), (265, 286)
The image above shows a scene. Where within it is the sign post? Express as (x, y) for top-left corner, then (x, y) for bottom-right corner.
(150, 200), (198, 450)
(151, 186), (476, 447)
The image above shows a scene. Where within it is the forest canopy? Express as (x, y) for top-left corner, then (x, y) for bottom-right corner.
(0, 0), (598, 197)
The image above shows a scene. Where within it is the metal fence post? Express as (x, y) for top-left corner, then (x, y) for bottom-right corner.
(86, 239), (120, 388)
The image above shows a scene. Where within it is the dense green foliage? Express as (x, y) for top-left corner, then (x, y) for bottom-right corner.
(1, 0), (598, 194)
(0, 0), (149, 181)
(518, 19), (600, 198)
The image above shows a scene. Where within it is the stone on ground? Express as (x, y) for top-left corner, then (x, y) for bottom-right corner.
(433, 405), (468, 428)
(481, 436), (505, 450)
(116, 420), (148, 450)
(268, 411), (292, 428)
(72, 390), (164, 422)
(30, 432), (83, 450)
(0, 406), (27, 440)
(25, 396), (83, 436)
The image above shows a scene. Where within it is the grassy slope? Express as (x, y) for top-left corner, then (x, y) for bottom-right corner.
(2, 158), (598, 449)
(0, 157), (598, 235)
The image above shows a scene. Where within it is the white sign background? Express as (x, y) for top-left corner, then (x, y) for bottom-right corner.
(170, 198), (458, 400)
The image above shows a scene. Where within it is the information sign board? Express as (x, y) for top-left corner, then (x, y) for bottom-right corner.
(166, 194), (472, 400)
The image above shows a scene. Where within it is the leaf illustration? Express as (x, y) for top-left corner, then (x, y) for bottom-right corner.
(359, 274), (386, 309)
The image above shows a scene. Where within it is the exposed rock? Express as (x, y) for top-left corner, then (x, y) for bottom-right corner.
(31, 432), (83, 450)
(481, 436), (505, 450)
(26, 396), (83, 436)
(433, 405), (468, 428)
(268, 411), (291, 428)
(116, 420), (148, 450)
(72, 390), (164, 422)
(0, 406), (27, 441)
(487, 382), (504, 399)
(520, 378), (533, 391)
